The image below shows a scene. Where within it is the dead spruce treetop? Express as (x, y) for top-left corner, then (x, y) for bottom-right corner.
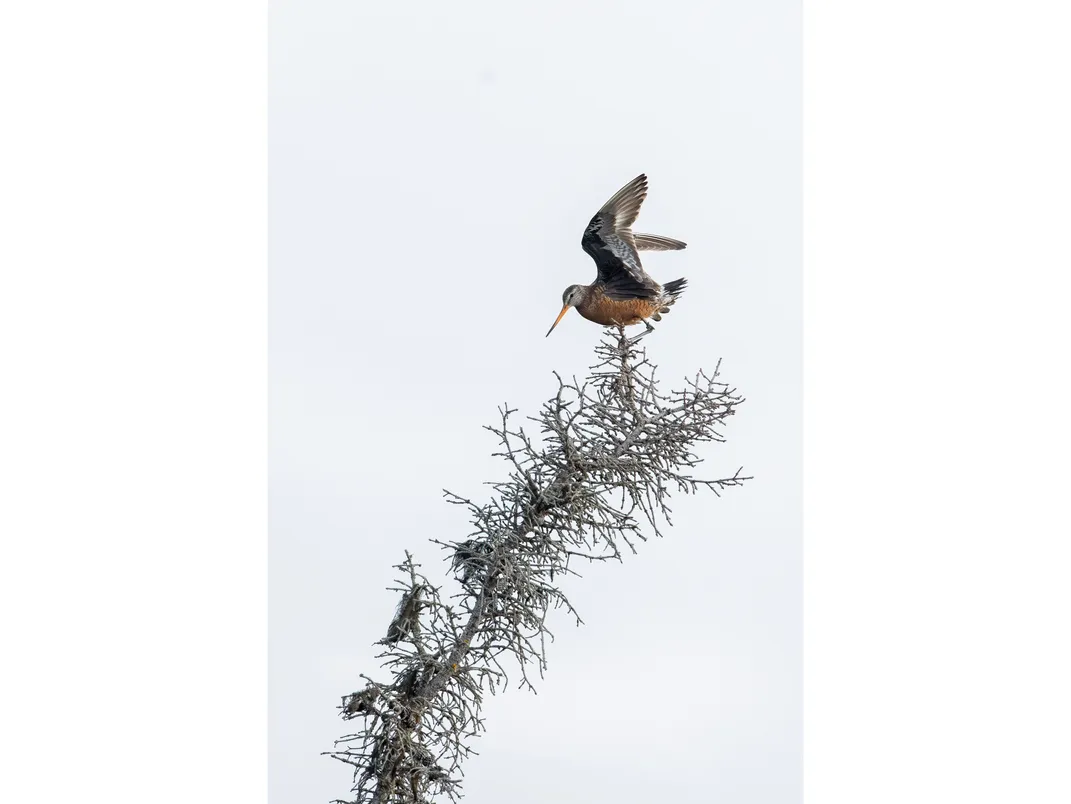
(328, 328), (748, 804)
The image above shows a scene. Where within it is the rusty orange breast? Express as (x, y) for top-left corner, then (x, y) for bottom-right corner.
(576, 289), (658, 326)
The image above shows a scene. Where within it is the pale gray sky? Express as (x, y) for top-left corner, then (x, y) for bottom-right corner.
(270, 1), (800, 801)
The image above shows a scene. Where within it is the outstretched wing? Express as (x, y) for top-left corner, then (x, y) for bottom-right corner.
(634, 233), (687, 251)
(581, 174), (661, 300)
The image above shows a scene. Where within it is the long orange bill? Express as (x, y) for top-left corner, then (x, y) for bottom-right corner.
(545, 305), (570, 337)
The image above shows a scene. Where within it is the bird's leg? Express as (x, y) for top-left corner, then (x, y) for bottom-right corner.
(626, 320), (655, 346)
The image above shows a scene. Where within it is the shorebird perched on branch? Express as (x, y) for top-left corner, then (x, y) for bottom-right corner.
(545, 174), (688, 338)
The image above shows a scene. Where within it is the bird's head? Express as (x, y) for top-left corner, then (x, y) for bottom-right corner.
(545, 285), (586, 337)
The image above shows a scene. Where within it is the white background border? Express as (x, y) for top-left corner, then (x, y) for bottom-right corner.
(805, 1), (1070, 801)
(2, 1), (1069, 801)
(0, 3), (267, 802)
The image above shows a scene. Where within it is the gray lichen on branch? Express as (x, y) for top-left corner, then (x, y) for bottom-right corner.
(327, 328), (749, 804)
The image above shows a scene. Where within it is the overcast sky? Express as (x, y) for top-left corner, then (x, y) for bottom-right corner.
(270, 1), (800, 801)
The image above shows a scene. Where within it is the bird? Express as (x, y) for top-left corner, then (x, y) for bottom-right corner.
(545, 174), (688, 338)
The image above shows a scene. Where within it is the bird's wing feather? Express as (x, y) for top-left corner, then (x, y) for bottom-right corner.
(634, 233), (687, 251)
(580, 174), (661, 301)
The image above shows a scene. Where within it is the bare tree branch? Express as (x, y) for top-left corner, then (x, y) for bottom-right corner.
(326, 328), (749, 803)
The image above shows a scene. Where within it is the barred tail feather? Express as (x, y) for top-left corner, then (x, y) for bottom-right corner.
(661, 277), (688, 305)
